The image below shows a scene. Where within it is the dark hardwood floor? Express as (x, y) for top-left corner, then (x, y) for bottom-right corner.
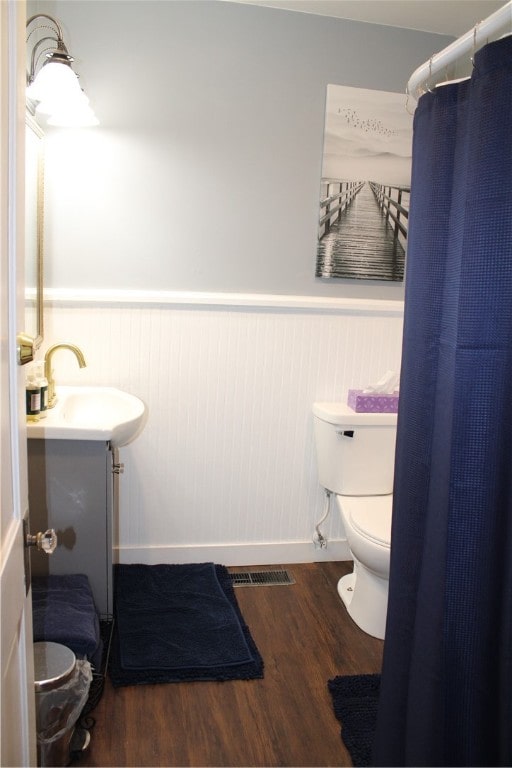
(80, 561), (383, 767)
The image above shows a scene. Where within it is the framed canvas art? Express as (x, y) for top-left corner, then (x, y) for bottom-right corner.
(316, 85), (413, 281)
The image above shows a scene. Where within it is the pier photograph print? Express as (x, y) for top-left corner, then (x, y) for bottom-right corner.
(316, 84), (413, 281)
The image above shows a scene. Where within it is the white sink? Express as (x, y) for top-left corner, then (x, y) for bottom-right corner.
(26, 386), (147, 447)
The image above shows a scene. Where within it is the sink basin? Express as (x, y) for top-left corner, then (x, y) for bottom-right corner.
(26, 386), (147, 447)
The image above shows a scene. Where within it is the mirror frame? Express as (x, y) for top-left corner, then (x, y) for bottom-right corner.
(25, 111), (44, 350)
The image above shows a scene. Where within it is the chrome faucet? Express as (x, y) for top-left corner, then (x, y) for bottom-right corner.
(44, 343), (87, 408)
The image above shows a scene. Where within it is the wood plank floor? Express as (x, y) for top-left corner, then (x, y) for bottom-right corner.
(80, 561), (383, 767)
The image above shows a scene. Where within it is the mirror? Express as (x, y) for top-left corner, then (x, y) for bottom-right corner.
(25, 112), (44, 349)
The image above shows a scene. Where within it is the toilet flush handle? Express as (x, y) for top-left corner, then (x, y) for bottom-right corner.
(336, 430), (354, 438)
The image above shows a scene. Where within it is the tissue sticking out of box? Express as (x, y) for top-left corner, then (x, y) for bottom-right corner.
(348, 370), (399, 413)
(362, 370), (399, 394)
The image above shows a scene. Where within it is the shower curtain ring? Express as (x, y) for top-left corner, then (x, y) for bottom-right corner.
(471, 21), (481, 67)
(405, 87), (415, 115)
(425, 56), (435, 93)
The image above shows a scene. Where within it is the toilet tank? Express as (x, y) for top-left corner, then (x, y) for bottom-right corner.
(313, 402), (397, 495)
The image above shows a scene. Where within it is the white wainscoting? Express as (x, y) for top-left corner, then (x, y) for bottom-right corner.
(41, 291), (403, 565)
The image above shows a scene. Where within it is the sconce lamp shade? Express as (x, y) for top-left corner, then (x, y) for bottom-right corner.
(26, 60), (86, 108)
(26, 14), (98, 127)
(47, 103), (100, 127)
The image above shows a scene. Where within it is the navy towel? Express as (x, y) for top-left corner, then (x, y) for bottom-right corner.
(32, 574), (101, 663)
(109, 562), (264, 686)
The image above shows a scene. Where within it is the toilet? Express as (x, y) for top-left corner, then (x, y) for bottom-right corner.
(312, 402), (397, 639)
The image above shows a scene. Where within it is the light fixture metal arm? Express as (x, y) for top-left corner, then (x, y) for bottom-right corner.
(26, 14), (71, 84)
(26, 13), (65, 43)
(27, 35), (72, 85)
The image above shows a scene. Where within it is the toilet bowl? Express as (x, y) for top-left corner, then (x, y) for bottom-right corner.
(312, 402), (397, 640)
(336, 494), (392, 639)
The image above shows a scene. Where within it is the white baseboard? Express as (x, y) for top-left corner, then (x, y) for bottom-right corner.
(116, 539), (352, 566)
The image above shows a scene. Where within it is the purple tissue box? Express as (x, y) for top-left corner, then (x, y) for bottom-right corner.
(347, 389), (399, 413)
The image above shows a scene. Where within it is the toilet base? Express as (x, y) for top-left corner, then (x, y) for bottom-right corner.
(337, 562), (388, 640)
(337, 571), (356, 606)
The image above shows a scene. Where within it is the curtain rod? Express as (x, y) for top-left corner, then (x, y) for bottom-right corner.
(407, 0), (512, 101)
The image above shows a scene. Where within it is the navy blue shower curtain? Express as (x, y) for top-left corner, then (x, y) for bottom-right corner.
(373, 36), (512, 767)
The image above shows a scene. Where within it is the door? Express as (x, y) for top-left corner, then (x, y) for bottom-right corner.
(1, 1), (37, 765)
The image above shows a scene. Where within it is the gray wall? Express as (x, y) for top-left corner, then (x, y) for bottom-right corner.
(39, 0), (453, 300)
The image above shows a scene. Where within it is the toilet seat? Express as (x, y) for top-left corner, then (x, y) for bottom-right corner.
(341, 495), (392, 547)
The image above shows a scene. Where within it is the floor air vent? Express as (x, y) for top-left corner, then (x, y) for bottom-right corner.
(229, 569), (295, 587)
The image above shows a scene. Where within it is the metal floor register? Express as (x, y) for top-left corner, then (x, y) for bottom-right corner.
(229, 570), (295, 587)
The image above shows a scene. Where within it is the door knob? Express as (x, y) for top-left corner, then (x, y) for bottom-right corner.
(17, 332), (35, 365)
(25, 528), (57, 555)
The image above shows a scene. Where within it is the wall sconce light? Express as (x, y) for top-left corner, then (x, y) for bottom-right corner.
(26, 13), (99, 127)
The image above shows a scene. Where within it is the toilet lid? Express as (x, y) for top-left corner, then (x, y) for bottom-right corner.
(343, 495), (393, 547)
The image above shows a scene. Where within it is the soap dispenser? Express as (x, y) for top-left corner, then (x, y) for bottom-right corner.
(26, 372), (41, 422)
(33, 360), (48, 418)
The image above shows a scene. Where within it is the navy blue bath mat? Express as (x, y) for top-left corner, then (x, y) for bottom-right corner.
(109, 563), (264, 686)
(328, 674), (380, 767)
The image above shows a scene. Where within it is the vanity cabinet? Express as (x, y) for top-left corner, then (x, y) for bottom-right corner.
(28, 439), (113, 616)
